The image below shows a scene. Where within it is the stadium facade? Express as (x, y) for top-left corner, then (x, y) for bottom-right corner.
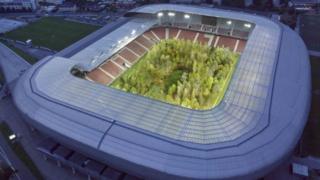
(12, 4), (311, 180)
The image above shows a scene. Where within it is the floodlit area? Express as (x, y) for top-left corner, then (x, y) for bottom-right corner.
(111, 39), (239, 110)
(3, 17), (100, 51)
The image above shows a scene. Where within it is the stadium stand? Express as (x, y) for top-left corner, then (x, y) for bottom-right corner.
(84, 26), (247, 86)
(37, 138), (141, 180)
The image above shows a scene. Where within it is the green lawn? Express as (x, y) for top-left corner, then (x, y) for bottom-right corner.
(300, 15), (320, 51)
(301, 56), (320, 157)
(3, 17), (100, 51)
(0, 40), (38, 64)
(111, 39), (239, 110)
(0, 122), (44, 180)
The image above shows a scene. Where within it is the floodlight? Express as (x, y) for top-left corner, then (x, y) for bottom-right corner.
(131, 29), (136, 35)
(184, 14), (190, 19)
(157, 12), (163, 17)
(226, 20), (232, 25)
(244, 23), (251, 28)
(168, 12), (175, 17)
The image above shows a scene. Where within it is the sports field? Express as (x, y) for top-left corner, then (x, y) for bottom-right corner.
(300, 14), (320, 51)
(3, 17), (100, 51)
(111, 39), (239, 110)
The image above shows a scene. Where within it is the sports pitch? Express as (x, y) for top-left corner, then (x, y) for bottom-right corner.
(3, 17), (100, 51)
(111, 39), (239, 110)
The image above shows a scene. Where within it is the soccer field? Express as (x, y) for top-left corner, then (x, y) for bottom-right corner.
(111, 39), (239, 110)
(3, 17), (100, 51)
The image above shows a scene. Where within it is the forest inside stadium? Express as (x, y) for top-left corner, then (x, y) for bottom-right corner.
(111, 39), (239, 110)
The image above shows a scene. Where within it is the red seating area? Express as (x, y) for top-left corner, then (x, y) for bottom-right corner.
(143, 31), (159, 42)
(118, 49), (139, 63)
(113, 57), (130, 67)
(151, 27), (165, 39)
(178, 30), (197, 41)
(126, 42), (146, 56)
(169, 28), (179, 39)
(135, 36), (154, 49)
(100, 61), (122, 77)
(86, 27), (247, 85)
(236, 39), (246, 53)
(86, 69), (113, 85)
(216, 36), (237, 51)
(197, 33), (210, 45)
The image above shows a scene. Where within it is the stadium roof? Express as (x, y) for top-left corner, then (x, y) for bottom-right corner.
(13, 4), (311, 179)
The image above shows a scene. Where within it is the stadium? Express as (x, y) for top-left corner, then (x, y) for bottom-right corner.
(12, 4), (311, 180)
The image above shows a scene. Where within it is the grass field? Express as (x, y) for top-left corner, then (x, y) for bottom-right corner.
(0, 40), (38, 64)
(3, 17), (100, 51)
(301, 56), (320, 157)
(0, 71), (3, 85)
(0, 122), (44, 180)
(111, 39), (239, 110)
(300, 15), (320, 51)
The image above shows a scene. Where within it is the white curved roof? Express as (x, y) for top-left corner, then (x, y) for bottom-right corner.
(12, 4), (311, 180)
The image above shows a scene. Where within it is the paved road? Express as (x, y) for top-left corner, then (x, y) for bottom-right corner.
(0, 43), (31, 85)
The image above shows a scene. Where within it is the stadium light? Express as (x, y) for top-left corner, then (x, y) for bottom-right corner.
(226, 20), (232, 25)
(131, 29), (136, 35)
(244, 23), (251, 28)
(157, 12), (163, 17)
(184, 14), (190, 19)
(168, 12), (175, 17)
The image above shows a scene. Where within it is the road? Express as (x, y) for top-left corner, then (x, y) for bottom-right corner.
(0, 133), (35, 180)
(0, 43), (31, 85)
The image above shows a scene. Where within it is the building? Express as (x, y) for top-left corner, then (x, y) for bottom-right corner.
(0, 0), (36, 11)
(58, 2), (77, 12)
(38, 0), (64, 5)
(289, 0), (320, 11)
(13, 4), (310, 179)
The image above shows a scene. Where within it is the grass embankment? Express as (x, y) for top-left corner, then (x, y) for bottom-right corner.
(0, 40), (38, 64)
(0, 122), (44, 180)
(3, 17), (100, 51)
(111, 39), (239, 110)
(301, 56), (320, 157)
(0, 71), (4, 85)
